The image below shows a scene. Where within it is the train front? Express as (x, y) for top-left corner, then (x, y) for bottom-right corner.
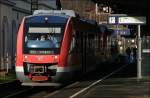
(16, 14), (72, 86)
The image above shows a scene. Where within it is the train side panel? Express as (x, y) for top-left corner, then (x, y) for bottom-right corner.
(16, 18), (32, 82)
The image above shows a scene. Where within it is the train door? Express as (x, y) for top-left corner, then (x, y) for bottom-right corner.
(81, 32), (87, 73)
(75, 31), (86, 74)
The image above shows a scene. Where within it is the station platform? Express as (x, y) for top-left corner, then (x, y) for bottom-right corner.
(79, 77), (150, 98)
(44, 62), (150, 98)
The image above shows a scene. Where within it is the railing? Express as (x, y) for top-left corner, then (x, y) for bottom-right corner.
(0, 56), (16, 83)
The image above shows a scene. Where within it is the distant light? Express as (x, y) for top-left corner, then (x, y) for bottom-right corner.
(118, 41), (121, 45)
(131, 39), (135, 43)
(147, 39), (149, 43)
(120, 46), (123, 50)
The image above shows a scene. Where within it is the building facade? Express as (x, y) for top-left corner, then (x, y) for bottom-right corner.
(0, 0), (56, 71)
(61, 0), (111, 24)
(0, 0), (111, 71)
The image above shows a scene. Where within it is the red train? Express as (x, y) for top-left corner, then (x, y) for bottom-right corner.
(16, 10), (113, 86)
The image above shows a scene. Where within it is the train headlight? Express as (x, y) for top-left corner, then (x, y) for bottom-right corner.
(24, 56), (27, 59)
(54, 56), (58, 59)
(24, 56), (27, 61)
(54, 56), (58, 62)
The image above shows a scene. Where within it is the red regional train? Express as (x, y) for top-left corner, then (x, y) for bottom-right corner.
(16, 10), (113, 86)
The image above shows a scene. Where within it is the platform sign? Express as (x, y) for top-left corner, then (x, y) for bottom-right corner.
(142, 49), (150, 53)
(113, 29), (130, 36)
(118, 17), (146, 24)
(108, 14), (147, 79)
(108, 15), (146, 25)
(108, 16), (116, 24)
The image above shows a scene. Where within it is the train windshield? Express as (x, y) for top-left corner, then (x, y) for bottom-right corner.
(24, 25), (65, 55)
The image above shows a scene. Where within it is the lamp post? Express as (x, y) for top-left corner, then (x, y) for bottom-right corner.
(137, 25), (142, 79)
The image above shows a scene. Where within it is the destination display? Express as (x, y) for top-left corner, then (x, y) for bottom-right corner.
(28, 27), (61, 33)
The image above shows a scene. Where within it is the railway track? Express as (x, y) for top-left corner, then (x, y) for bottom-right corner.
(1, 63), (129, 98)
(2, 84), (63, 98)
(0, 80), (37, 98)
(0, 79), (75, 98)
(0, 80), (32, 98)
(4, 87), (33, 98)
(31, 64), (129, 98)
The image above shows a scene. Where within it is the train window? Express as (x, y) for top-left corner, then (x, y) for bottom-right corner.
(76, 33), (82, 53)
(24, 26), (64, 55)
(23, 15), (67, 55)
(94, 34), (99, 51)
(69, 36), (75, 54)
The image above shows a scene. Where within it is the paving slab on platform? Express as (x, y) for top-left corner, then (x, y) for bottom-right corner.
(80, 77), (150, 98)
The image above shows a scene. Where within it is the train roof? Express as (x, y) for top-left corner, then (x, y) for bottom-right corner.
(25, 15), (68, 24)
(33, 10), (76, 17)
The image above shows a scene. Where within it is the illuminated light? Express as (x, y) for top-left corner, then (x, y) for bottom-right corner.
(54, 56), (58, 59)
(120, 46), (123, 50)
(24, 56), (27, 61)
(45, 17), (48, 21)
(24, 56), (27, 59)
(146, 40), (149, 43)
(118, 41), (121, 45)
(31, 45), (37, 48)
(131, 39), (135, 43)
(53, 56), (58, 62)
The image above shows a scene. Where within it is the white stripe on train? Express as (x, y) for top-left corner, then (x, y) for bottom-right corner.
(15, 65), (80, 73)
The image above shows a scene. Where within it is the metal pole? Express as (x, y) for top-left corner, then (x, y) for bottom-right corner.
(6, 53), (9, 73)
(137, 25), (142, 79)
(95, 3), (98, 15)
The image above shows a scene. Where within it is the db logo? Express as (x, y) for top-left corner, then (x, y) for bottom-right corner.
(37, 56), (44, 61)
